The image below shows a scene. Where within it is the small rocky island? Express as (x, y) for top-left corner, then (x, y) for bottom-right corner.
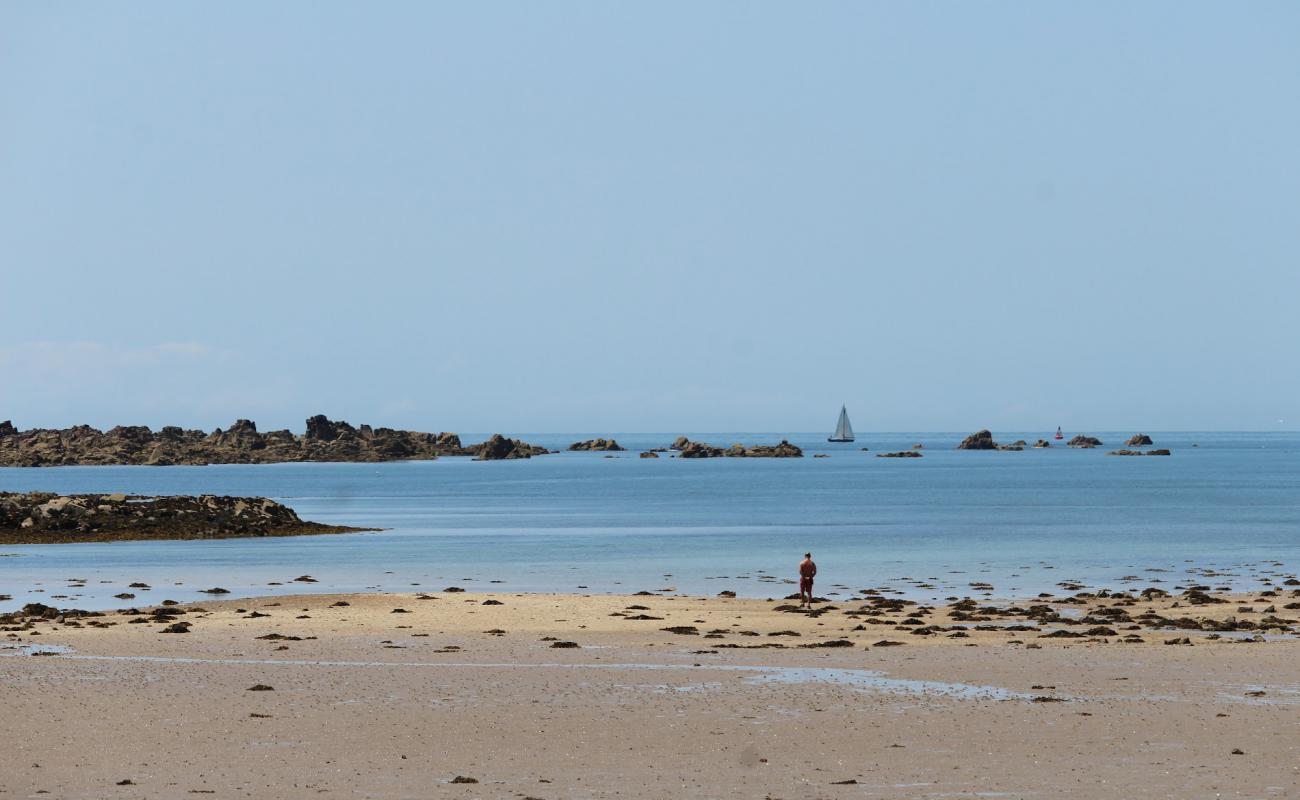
(0, 492), (369, 544)
(669, 437), (803, 458)
(0, 416), (548, 466)
(568, 438), (625, 452)
(956, 430), (1023, 451)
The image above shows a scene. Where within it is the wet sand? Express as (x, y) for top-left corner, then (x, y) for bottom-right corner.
(3, 589), (1299, 798)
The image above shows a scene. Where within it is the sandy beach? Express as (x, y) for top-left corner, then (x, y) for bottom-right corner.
(4, 587), (1298, 798)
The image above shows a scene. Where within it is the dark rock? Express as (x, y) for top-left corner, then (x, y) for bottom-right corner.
(1126, 434), (1154, 446)
(0, 490), (373, 545)
(674, 438), (802, 458)
(246, 684), (274, 691)
(661, 626), (700, 635)
(0, 416), (472, 467)
(877, 451), (922, 458)
(639, 451), (659, 459)
(677, 440), (725, 458)
(957, 430), (999, 450)
(449, 776), (478, 784)
(550, 641), (580, 648)
(469, 434), (548, 461)
(568, 438), (625, 452)
(1067, 435), (1103, 448)
(1033, 439), (1052, 448)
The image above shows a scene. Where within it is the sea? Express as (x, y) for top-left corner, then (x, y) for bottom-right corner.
(2, 432), (1298, 612)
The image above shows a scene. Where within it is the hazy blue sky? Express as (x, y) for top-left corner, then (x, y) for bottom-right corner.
(2, 3), (1297, 433)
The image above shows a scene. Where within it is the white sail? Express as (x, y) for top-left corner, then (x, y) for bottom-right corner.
(830, 405), (854, 441)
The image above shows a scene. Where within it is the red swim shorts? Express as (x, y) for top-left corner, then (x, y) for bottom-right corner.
(800, 576), (814, 593)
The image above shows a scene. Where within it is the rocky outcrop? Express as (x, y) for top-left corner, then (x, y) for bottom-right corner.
(1067, 435), (1103, 448)
(468, 434), (549, 461)
(568, 438), (625, 452)
(1107, 449), (1171, 457)
(877, 451), (922, 458)
(0, 417), (522, 466)
(742, 440), (804, 458)
(1126, 434), (1154, 446)
(677, 440), (726, 458)
(957, 431), (1022, 451)
(0, 492), (368, 544)
(1033, 439), (1052, 448)
(639, 451), (659, 459)
(957, 430), (998, 450)
(673, 438), (804, 458)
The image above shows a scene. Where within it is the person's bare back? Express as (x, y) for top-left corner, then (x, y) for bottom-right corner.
(798, 553), (817, 606)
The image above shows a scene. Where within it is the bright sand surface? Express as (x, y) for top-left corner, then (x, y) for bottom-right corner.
(3, 589), (1299, 798)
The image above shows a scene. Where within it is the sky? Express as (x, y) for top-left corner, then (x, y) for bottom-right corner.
(1, 3), (1297, 434)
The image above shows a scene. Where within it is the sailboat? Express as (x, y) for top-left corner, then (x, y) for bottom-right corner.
(828, 405), (855, 442)
(1054, 426), (1064, 440)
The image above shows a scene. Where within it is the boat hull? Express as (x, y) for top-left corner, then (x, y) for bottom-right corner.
(827, 437), (855, 443)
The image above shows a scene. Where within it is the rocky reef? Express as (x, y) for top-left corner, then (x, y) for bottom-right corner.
(0, 492), (368, 544)
(567, 438), (625, 452)
(956, 430), (1023, 451)
(672, 438), (803, 458)
(877, 451), (922, 458)
(1067, 434), (1104, 448)
(471, 434), (550, 461)
(0, 416), (546, 466)
(1126, 434), (1155, 446)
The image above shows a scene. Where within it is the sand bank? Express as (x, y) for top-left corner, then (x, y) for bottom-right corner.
(3, 589), (1298, 798)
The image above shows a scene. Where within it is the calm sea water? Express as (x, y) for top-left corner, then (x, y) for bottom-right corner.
(2, 432), (1298, 611)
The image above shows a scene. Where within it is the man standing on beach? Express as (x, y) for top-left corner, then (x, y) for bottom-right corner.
(799, 552), (817, 607)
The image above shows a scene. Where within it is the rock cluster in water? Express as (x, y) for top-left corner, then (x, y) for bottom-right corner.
(956, 430), (1023, 451)
(567, 438), (625, 452)
(670, 438), (803, 458)
(472, 434), (549, 461)
(0, 416), (547, 466)
(0, 491), (366, 544)
(1126, 433), (1155, 446)
(1067, 434), (1104, 448)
